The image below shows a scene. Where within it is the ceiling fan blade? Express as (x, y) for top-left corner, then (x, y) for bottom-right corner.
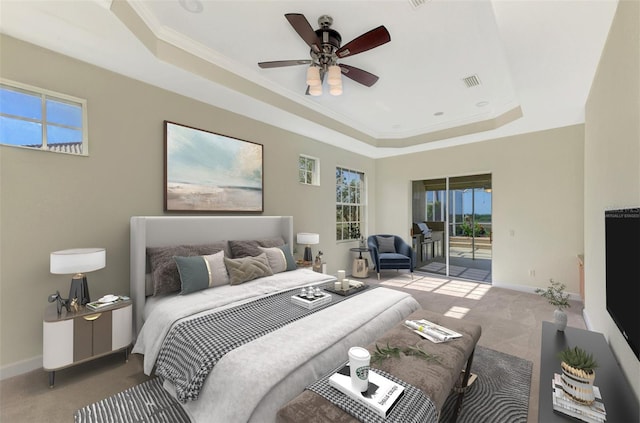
(285, 13), (321, 53)
(258, 60), (311, 69)
(338, 64), (379, 87)
(335, 26), (391, 59)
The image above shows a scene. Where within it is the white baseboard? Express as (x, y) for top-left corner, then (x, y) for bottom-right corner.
(492, 281), (582, 302)
(0, 355), (42, 381)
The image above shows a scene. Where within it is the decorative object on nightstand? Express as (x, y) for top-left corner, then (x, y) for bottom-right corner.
(313, 251), (326, 273)
(535, 279), (570, 331)
(50, 248), (106, 306)
(297, 232), (319, 262)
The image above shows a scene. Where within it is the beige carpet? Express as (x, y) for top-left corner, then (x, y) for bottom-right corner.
(0, 271), (586, 422)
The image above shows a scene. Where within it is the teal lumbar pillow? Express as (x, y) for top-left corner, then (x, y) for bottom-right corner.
(174, 251), (229, 294)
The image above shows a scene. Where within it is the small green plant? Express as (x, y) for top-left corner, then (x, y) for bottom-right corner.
(558, 346), (598, 373)
(371, 343), (439, 364)
(535, 279), (571, 310)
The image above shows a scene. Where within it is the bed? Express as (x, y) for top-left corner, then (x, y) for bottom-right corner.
(129, 216), (421, 423)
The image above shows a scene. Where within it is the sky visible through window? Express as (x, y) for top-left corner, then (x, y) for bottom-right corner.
(0, 85), (83, 147)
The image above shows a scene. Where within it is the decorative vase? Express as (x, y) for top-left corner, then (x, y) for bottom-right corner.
(554, 309), (568, 331)
(560, 361), (596, 405)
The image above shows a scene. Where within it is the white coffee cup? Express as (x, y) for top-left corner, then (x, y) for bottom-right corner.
(348, 346), (370, 392)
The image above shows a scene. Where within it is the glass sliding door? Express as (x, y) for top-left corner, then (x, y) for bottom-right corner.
(412, 174), (492, 282)
(411, 179), (447, 276)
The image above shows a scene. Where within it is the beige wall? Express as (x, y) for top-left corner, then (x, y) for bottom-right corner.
(375, 125), (585, 293)
(584, 0), (640, 400)
(0, 35), (374, 372)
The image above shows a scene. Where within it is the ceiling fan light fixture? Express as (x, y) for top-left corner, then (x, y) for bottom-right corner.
(327, 65), (342, 86)
(306, 67), (322, 86)
(309, 84), (323, 96)
(329, 83), (343, 96)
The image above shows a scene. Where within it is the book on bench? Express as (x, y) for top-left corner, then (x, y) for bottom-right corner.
(405, 319), (463, 343)
(328, 364), (404, 418)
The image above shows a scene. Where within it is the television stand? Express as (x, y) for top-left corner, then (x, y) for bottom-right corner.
(538, 321), (639, 422)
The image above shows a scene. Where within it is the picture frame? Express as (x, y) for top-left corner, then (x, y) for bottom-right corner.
(164, 121), (263, 212)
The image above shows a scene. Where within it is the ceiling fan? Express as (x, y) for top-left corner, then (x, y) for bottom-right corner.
(258, 14), (391, 96)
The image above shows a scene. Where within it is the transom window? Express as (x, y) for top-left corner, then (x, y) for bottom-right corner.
(0, 79), (88, 155)
(336, 166), (365, 241)
(299, 154), (320, 186)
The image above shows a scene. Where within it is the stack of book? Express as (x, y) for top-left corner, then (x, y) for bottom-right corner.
(552, 373), (606, 423)
(86, 294), (123, 310)
(328, 364), (405, 418)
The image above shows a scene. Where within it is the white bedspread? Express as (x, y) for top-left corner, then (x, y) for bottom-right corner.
(132, 268), (336, 374)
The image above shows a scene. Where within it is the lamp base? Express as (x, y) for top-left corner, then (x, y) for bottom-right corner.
(303, 246), (313, 262)
(69, 274), (90, 305)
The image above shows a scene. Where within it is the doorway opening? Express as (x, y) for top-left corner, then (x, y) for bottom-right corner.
(411, 174), (492, 283)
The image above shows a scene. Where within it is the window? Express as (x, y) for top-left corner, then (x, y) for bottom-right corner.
(299, 155), (319, 185)
(0, 79), (88, 155)
(336, 166), (365, 241)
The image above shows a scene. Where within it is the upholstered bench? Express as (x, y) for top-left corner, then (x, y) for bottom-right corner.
(276, 309), (481, 423)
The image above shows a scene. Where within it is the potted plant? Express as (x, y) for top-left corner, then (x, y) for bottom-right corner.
(535, 279), (571, 331)
(558, 346), (598, 404)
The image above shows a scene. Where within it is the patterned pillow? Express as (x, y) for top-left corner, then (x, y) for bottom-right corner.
(224, 253), (274, 285)
(258, 244), (297, 273)
(229, 238), (284, 258)
(174, 251), (230, 295)
(376, 236), (397, 253)
(147, 242), (226, 295)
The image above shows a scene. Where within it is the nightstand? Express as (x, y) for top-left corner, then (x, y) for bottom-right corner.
(43, 298), (132, 387)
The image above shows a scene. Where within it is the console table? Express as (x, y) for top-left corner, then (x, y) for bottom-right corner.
(538, 321), (639, 422)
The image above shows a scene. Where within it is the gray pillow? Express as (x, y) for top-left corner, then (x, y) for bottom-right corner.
(174, 251), (229, 295)
(376, 236), (397, 253)
(258, 244), (297, 273)
(224, 253), (274, 285)
(229, 238), (284, 258)
(147, 242), (226, 295)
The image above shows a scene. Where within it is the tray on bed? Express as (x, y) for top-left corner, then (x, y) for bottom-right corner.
(324, 283), (369, 297)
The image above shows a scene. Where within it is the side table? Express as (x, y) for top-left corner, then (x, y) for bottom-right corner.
(350, 247), (369, 278)
(43, 298), (132, 387)
(538, 321), (639, 422)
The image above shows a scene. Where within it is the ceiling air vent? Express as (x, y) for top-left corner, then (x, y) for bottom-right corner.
(408, 0), (430, 9)
(462, 74), (481, 88)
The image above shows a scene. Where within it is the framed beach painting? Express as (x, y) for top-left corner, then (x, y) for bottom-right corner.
(164, 121), (263, 212)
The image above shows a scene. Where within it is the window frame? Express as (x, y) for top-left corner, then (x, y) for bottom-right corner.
(336, 166), (366, 242)
(0, 78), (89, 156)
(299, 154), (320, 186)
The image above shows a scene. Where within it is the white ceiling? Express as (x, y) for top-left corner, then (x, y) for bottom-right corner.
(0, 0), (618, 158)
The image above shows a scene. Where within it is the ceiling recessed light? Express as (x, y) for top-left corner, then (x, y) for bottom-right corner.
(434, 111), (444, 116)
(476, 101), (489, 107)
(179, 0), (203, 13)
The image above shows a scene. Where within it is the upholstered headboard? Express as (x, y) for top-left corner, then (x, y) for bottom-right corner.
(129, 215), (294, 337)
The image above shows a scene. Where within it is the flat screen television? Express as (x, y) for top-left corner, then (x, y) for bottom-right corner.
(605, 207), (640, 360)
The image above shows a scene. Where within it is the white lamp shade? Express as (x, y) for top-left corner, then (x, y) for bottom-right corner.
(327, 65), (342, 86)
(50, 248), (106, 274)
(297, 233), (319, 245)
(306, 67), (321, 87)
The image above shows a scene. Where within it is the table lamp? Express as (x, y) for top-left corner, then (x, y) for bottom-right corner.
(50, 248), (106, 306)
(296, 233), (319, 262)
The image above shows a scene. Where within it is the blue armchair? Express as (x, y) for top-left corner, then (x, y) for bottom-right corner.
(367, 235), (414, 280)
